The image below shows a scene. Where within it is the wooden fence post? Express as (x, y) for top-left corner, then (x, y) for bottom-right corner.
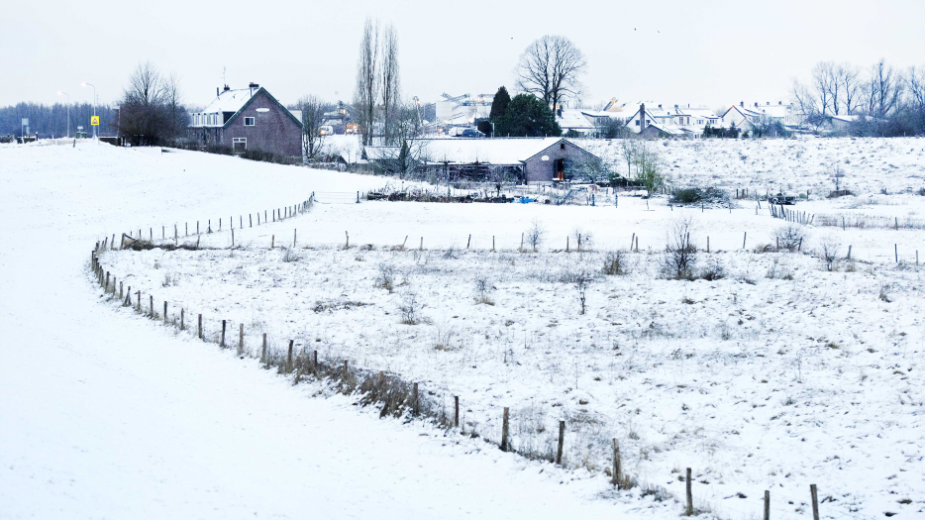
(764, 490), (770, 520)
(742, 231), (747, 250)
(492, 235), (495, 252)
(249, 214), (252, 228)
(501, 407), (509, 452)
(419, 236), (423, 251)
(136, 291), (141, 311)
(566, 235), (570, 252)
(180, 309), (185, 331)
(313, 350), (318, 369)
(466, 234), (471, 249)
(261, 333), (267, 364)
(810, 484), (819, 520)
(611, 439), (622, 488)
(685, 467), (693, 516)
(412, 383), (419, 416)
(119, 281), (123, 300)
(345, 231), (349, 249)
(271, 234), (275, 249)
(454, 395), (459, 427)
(185, 222), (188, 236)
(287, 340), (294, 371)
(231, 228), (235, 248)
(847, 245), (852, 259)
(197, 314), (202, 339)
(556, 420), (565, 465)
(221, 320), (226, 348)
(895, 243), (899, 263)
(293, 228), (297, 248)
(149, 295), (154, 317)
(238, 323), (244, 355)
(163, 301), (168, 324)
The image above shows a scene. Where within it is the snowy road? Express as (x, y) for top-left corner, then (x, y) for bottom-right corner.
(0, 143), (677, 519)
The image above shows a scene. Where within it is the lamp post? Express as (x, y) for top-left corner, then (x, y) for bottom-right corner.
(57, 91), (70, 138)
(81, 81), (97, 140)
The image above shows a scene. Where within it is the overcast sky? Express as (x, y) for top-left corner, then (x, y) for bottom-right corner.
(2, 0), (923, 110)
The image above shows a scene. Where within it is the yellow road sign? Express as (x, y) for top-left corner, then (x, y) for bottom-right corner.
(91, 116), (100, 126)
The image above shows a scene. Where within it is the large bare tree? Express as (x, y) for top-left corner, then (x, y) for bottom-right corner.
(119, 62), (186, 145)
(864, 59), (903, 118)
(354, 19), (379, 146)
(516, 35), (585, 116)
(297, 95), (329, 162)
(380, 24), (400, 145)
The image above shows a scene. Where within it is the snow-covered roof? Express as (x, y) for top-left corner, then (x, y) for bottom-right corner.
(364, 137), (577, 165)
(199, 88), (256, 115)
(420, 137), (570, 164)
(556, 109), (595, 130)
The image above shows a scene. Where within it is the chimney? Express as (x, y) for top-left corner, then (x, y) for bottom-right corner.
(223, 84), (230, 92)
(740, 101), (744, 107)
(248, 82), (259, 96)
(754, 102), (758, 107)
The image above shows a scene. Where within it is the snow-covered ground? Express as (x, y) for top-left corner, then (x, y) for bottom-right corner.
(1, 141), (691, 519)
(578, 136), (924, 197)
(4, 139), (924, 519)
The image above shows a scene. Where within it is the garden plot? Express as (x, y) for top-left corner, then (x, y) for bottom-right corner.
(98, 238), (925, 520)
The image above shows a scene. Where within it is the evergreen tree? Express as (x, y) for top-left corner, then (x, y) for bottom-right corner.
(487, 86), (511, 136)
(496, 94), (561, 137)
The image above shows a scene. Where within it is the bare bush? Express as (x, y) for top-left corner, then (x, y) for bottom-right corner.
(699, 258), (725, 280)
(662, 219), (697, 280)
(525, 220), (544, 252)
(281, 247), (302, 263)
(775, 225), (804, 252)
(474, 275), (495, 305)
(376, 263), (395, 292)
(399, 292), (423, 324)
(602, 251), (627, 276)
(818, 240), (841, 271)
(575, 271), (594, 315)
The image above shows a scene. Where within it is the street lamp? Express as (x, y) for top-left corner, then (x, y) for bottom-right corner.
(81, 81), (97, 140)
(57, 91), (70, 138)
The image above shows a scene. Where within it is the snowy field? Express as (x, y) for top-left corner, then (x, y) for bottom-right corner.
(2, 141), (684, 519)
(5, 138), (925, 519)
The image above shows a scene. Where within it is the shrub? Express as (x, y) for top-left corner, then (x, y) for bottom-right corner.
(662, 219), (697, 280)
(602, 251), (627, 275)
(525, 220), (544, 252)
(399, 292), (423, 324)
(775, 225), (804, 251)
(474, 275), (495, 305)
(376, 263), (395, 293)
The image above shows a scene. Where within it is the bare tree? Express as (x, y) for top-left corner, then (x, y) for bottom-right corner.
(380, 24), (400, 145)
(836, 63), (861, 114)
(354, 19), (379, 146)
(864, 59), (903, 118)
(516, 35), (585, 115)
(119, 62), (186, 145)
(298, 95), (329, 162)
(905, 65), (925, 130)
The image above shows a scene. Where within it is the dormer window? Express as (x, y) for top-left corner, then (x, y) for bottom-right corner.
(244, 117), (255, 127)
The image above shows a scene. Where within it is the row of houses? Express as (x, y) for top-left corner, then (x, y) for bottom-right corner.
(184, 82), (600, 183)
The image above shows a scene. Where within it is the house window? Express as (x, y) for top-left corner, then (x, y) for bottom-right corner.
(560, 143), (565, 150)
(244, 117), (255, 127)
(635, 120), (640, 126)
(232, 137), (246, 152)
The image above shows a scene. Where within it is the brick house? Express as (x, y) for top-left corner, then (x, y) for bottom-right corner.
(188, 83), (302, 159)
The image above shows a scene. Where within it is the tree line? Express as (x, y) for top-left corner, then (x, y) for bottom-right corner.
(0, 103), (115, 138)
(793, 60), (924, 135)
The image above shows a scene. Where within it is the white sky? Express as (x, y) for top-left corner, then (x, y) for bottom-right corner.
(2, 0), (923, 110)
